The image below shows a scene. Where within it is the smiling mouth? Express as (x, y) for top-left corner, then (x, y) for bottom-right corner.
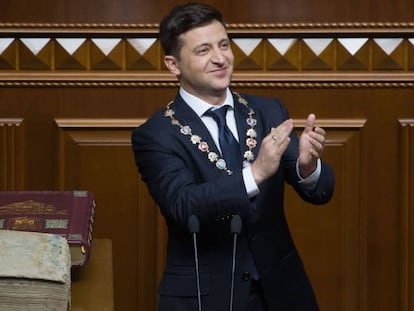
(211, 67), (228, 76)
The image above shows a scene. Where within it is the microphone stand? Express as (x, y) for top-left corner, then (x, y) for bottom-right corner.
(188, 215), (202, 311)
(229, 215), (242, 311)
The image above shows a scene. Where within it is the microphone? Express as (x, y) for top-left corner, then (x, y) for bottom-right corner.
(188, 215), (202, 311)
(229, 215), (242, 311)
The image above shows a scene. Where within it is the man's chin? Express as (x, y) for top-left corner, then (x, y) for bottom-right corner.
(213, 77), (232, 90)
(212, 84), (230, 95)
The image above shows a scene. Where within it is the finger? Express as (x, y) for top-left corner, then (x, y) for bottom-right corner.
(312, 126), (326, 136)
(309, 134), (324, 150)
(304, 114), (316, 133)
(276, 136), (291, 155)
(309, 148), (320, 158)
(309, 131), (325, 145)
(280, 136), (291, 149)
(270, 119), (293, 142)
(310, 126), (326, 148)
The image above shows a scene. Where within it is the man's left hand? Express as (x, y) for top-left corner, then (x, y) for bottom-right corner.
(298, 113), (326, 178)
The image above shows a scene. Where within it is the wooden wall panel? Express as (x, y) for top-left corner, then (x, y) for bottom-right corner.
(286, 120), (366, 311)
(0, 119), (24, 190)
(54, 118), (165, 310)
(399, 120), (414, 311)
(1, 0), (414, 23)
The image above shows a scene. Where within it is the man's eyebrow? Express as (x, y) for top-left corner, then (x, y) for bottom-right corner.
(192, 42), (211, 51)
(190, 37), (229, 52)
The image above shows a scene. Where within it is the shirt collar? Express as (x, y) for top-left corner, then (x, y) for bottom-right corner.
(179, 87), (234, 117)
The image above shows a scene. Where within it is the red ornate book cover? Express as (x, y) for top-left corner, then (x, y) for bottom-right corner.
(0, 191), (96, 267)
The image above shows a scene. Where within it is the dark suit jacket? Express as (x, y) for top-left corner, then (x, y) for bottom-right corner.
(132, 91), (335, 311)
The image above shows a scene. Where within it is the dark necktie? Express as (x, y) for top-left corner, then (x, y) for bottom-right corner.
(205, 106), (241, 171)
(206, 106), (258, 279)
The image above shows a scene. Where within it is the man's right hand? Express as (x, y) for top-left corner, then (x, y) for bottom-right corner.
(251, 119), (293, 185)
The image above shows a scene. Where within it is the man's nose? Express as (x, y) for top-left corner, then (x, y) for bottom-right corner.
(210, 48), (225, 64)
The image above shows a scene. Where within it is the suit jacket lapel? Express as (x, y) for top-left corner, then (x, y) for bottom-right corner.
(171, 93), (221, 155)
(232, 92), (251, 159)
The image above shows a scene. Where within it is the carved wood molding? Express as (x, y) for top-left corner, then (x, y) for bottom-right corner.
(294, 119), (367, 128)
(2, 80), (414, 88)
(0, 118), (23, 126)
(55, 118), (145, 128)
(1, 23), (414, 87)
(1, 22), (414, 32)
(2, 71), (414, 87)
(55, 118), (366, 128)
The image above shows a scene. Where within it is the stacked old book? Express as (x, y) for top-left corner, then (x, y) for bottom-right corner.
(0, 190), (96, 267)
(0, 230), (71, 310)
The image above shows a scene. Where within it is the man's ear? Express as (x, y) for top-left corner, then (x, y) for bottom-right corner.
(164, 55), (180, 75)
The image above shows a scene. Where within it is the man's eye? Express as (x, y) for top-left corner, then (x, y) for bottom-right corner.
(220, 42), (230, 49)
(195, 47), (209, 55)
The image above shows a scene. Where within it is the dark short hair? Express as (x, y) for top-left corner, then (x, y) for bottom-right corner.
(159, 2), (225, 58)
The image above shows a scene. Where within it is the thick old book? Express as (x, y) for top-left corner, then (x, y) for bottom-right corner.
(0, 190), (96, 267)
(0, 230), (71, 310)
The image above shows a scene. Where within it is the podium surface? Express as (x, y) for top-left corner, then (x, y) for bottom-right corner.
(71, 239), (114, 311)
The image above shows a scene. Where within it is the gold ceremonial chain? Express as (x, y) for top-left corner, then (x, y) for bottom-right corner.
(164, 92), (257, 175)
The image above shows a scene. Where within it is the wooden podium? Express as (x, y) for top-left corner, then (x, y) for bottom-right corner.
(71, 239), (114, 311)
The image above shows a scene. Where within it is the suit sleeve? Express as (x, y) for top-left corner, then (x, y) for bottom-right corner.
(257, 97), (335, 205)
(279, 105), (335, 205)
(131, 116), (252, 229)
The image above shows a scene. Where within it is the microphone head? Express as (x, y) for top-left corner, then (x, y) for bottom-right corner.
(188, 214), (200, 234)
(230, 215), (242, 234)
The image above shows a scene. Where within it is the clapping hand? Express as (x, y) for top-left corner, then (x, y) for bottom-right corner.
(251, 119), (294, 184)
(298, 114), (326, 178)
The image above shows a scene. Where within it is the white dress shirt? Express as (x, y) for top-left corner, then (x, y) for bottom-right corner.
(179, 87), (320, 198)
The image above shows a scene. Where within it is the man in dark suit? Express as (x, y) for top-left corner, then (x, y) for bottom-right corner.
(132, 2), (335, 311)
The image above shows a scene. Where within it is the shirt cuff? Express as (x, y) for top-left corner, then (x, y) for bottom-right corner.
(243, 163), (260, 198)
(296, 158), (321, 189)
